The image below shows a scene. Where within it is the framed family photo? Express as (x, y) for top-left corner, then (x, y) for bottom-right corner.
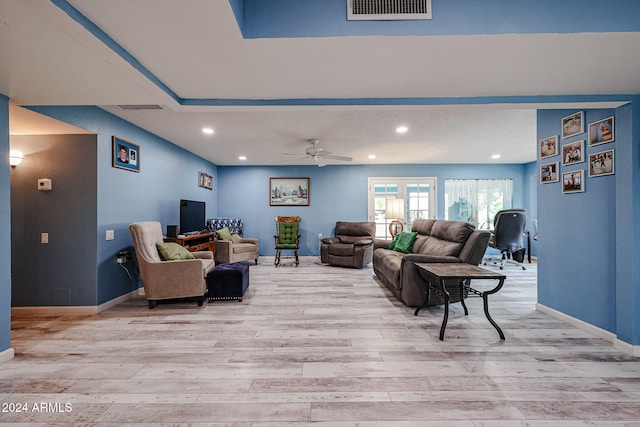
(270, 178), (310, 206)
(588, 116), (615, 146)
(540, 162), (559, 184)
(562, 140), (584, 166)
(539, 135), (558, 159)
(589, 149), (615, 177)
(112, 136), (140, 172)
(562, 111), (584, 139)
(562, 170), (584, 194)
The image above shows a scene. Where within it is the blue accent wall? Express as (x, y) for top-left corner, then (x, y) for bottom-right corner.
(20, 106), (218, 305)
(0, 94), (11, 353)
(217, 163), (527, 256)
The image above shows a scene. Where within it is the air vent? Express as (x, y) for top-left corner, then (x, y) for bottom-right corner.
(347, 0), (432, 20)
(117, 105), (164, 110)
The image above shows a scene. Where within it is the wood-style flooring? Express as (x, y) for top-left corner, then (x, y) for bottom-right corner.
(3, 257), (640, 426)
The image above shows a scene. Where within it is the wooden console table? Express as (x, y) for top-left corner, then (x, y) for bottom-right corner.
(164, 232), (216, 254)
(414, 263), (506, 341)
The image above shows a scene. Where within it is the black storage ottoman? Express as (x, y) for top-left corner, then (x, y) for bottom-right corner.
(206, 262), (250, 302)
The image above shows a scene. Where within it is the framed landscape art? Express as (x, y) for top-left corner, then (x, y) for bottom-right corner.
(270, 178), (310, 206)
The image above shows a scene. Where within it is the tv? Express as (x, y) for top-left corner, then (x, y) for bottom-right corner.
(179, 199), (206, 235)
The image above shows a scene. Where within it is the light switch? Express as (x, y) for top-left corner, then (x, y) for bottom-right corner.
(41, 233), (48, 244)
(106, 230), (114, 240)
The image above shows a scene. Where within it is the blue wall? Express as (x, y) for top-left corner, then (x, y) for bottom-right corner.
(23, 107), (218, 305)
(217, 163), (527, 256)
(0, 95), (10, 353)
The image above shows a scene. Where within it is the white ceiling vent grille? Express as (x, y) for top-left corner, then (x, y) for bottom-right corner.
(347, 0), (432, 20)
(117, 105), (164, 110)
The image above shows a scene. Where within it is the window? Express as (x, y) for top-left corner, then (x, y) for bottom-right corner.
(444, 179), (513, 229)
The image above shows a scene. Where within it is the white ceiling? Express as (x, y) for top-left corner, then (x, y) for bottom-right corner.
(2, 1), (639, 166)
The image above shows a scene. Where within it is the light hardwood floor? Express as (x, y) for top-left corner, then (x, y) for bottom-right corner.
(3, 257), (640, 426)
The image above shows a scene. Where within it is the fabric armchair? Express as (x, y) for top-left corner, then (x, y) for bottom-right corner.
(321, 221), (375, 268)
(215, 234), (259, 265)
(129, 221), (215, 308)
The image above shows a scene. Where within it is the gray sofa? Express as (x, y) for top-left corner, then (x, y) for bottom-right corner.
(373, 219), (490, 307)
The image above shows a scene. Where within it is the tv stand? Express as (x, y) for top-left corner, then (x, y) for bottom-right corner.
(164, 231), (216, 253)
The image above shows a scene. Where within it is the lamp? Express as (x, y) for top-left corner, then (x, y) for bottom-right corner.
(385, 198), (405, 239)
(9, 149), (23, 167)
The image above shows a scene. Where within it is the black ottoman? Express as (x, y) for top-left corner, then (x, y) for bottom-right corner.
(206, 262), (250, 302)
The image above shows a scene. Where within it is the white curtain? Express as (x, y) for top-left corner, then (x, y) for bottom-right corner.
(445, 179), (513, 229)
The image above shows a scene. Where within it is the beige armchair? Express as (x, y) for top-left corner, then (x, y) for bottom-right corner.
(215, 234), (259, 265)
(129, 221), (215, 309)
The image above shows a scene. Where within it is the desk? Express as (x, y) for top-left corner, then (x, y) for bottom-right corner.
(414, 263), (506, 341)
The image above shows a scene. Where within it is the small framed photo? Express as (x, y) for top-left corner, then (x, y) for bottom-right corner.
(562, 140), (584, 166)
(588, 116), (614, 146)
(562, 170), (585, 194)
(562, 111), (584, 139)
(540, 162), (559, 184)
(198, 172), (213, 190)
(539, 135), (558, 159)
(270, 177), (310, 206)
(589, 149), (615, 177)
(112, 136), (140, 172)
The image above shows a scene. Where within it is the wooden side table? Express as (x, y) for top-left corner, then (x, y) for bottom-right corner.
(414, 263), (506, 341)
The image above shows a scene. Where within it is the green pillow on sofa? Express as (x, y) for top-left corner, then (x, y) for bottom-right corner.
(156, 242), (195, 260)
(392, 231), (418, 253)
(216, 226), (233, 241)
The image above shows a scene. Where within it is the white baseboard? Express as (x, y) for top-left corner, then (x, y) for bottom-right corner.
(11, 288), (142, 316)
(536, 303), (640, 356)
(0, 347), (15, 363)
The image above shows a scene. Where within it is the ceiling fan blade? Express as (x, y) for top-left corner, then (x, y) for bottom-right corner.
(322, 154), (352, 162)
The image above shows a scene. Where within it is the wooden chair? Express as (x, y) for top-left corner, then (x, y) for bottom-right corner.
(274, 216), (300, 267)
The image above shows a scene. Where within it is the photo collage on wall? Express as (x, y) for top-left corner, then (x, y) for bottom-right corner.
(538, 111), (614, 194)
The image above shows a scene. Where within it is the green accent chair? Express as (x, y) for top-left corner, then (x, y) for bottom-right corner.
(274, 216), (301, 267)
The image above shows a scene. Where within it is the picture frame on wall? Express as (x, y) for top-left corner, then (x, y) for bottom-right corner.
(589, 149), (615, 177)
(562, 111), (584, 139)
(539, 135), (558, 159)
(562, 140), (584, 166)
(198, 172), (213, 190)
(588, 116), (615, 146)
(562, 170), (584, 194)
(112, 136), (140, 172)
(270, 178), (310, 206)
(540, 162), (559, 184)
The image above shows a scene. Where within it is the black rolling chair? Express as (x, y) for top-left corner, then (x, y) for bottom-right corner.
(485, 209), (527, 270)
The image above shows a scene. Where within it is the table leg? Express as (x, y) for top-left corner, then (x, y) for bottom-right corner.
(481, 278), (506, 340)
(459, 279), (469, 316)
(438, 278), (450, 341)
(414, 281), (432, 316)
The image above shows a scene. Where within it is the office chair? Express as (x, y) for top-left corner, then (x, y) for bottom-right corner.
(486, 209), (527, 270)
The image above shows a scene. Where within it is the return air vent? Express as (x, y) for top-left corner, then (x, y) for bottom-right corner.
(347, 0), (432, 20)
(117, 104), (164, 110)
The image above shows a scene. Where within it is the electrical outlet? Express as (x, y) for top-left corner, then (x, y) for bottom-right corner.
(41, 232), (48, 244)
(106, 230), (114, 240)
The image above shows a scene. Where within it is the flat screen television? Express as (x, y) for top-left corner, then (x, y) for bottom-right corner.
(179, 199), (206, 234)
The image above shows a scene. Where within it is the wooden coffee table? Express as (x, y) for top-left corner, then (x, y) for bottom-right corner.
(414, 263), (507, 341)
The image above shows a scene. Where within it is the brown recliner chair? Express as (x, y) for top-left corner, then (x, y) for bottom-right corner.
(320, 221), (376, 268)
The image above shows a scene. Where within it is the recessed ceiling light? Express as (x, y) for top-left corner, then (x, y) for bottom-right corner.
(368, 154), (376, 159)
(238, 155), (247, 161)
(202, 128), (214, 135)
(491, 154), (501, 159)
(396, 126), (408, 134)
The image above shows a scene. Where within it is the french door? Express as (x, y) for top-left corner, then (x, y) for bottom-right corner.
(367, 177), (437, 239)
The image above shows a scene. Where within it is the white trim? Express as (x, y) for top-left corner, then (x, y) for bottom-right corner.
(10, 289), (142, 316)
(536, 303), (640, 356)
(0, 347), (15, 363)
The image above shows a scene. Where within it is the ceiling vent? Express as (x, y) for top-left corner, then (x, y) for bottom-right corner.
(347, 0), (432, 20)
(117, 105), (164, 110)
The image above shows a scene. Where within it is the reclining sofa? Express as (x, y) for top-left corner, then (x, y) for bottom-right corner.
(373, 219), (490, 307)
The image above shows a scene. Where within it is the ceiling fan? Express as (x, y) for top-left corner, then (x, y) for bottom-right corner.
(283, 139), (352, 167)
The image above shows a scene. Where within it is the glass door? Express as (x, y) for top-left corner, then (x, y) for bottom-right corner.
(368, 178), (437, 239)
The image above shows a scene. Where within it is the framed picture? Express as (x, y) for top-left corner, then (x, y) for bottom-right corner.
(199, 172), (213, 190)
(112, 136), (140, 172)
(562, 140), (584, 165)
(540, 162), (559, 184)
(539, 135), (558, 159)
(562, 111), (584, 139)
(588, 116), (615, 146)
(562, 170), (585, 193)
(270, 178), (310, 206)
(589, 149), (615, 177)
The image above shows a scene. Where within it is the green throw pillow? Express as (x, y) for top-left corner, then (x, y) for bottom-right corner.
(216, 226), (233, 241)
(393, 231), (418, 254)
(156, 242), (195, 261)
